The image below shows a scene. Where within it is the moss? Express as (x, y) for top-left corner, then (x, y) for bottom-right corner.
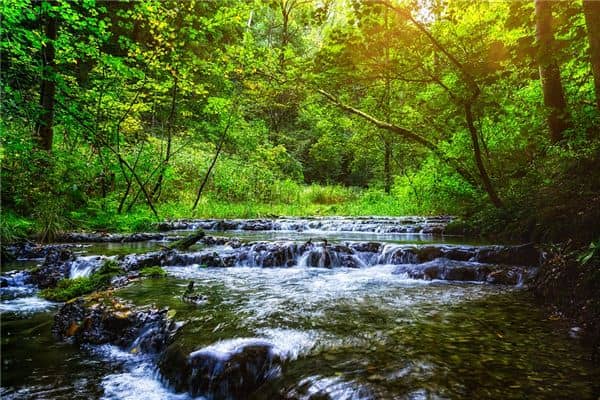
(97, 259), (123, 276)
(41, 259), (124, 302)
(139, 266), (167, 278)
(41, 275), (108, 302)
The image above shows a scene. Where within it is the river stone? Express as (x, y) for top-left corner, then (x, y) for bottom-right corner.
(350, 242), (382, 253)
(2, 242), (76, 261)
(159, 339), (282, 398)
(441, 246), (475, 261)
(474, 243), (540, 266)
(120, 250), (171, 271)
(53, 295), (179, 352)
(485, 267), (533, 285)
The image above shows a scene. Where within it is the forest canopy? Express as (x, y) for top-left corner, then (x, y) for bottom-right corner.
(1, 0), (599, 243)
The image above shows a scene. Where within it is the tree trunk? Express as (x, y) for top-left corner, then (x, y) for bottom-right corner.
(465, 103), (503, 208)
(318, 89), (479, 188)
(583, 0), (600, 111)
(535, 0), (570, 143)
(35, 10), (57, 151)
(191, 133), (227, 211)
(384, 139), (392, 193)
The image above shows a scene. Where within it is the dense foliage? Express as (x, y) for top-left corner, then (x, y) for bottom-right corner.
(1, 0), (599, 243)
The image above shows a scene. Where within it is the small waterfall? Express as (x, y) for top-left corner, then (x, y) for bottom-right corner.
(296, 244), (366, 269)
(377, 245), (419, 265)
(69, 256), (107, 278)
(0, 270), (55, 314)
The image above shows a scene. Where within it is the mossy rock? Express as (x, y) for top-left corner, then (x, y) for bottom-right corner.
(140, 266), (167, 278)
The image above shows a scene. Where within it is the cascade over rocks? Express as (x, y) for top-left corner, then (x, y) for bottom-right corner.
(53, 294), (180, 352)
(159, 339), (283, 398)
(155, 216), (452, 234)
(114, 240), (541, 284)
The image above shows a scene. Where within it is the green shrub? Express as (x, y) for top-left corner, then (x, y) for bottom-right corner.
(0, 211), (33, 243)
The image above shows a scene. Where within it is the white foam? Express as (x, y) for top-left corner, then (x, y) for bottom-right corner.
(189, 337), (275, 360)
(91, 345), (195, 400)
(292, 375), (373, 400)
(101, 364), (193, 400)
(0, 296), (56, 314)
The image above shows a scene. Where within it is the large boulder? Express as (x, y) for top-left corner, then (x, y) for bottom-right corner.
(349, 242), (382, 253)
(159, 338), (283, 398)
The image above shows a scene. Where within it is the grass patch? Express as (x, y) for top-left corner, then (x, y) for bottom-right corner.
(7, 184), (448, 240)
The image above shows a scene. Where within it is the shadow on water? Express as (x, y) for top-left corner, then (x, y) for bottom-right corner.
(1, 312), (114, 399)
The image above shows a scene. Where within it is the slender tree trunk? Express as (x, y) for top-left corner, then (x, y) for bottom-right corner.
(152, 76), (178, 200)
(384, 139), (392, 194)
(35, 10), (57, 151)
(583, 0), (600, 111)
(191, 133), (227, 211)
(280, 1), (290, 70)
(535, 0), (570, 142)
(465, 103), (503, 208)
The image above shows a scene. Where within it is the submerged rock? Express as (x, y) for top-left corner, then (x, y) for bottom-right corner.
(53, 294), (180, 353)
(57, 232), (165, 243)
(393, 258), (536, 284)
(159, 338), (283, 398)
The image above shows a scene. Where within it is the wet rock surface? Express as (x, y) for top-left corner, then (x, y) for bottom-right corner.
(159, 339), (283, 398)
(2, 242), (78, 261)
(25, 248), (76, 289)
(393, 259), (538, 284)
(52, 294), (180, 352)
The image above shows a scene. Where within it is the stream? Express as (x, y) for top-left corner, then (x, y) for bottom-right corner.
(1, 217), (598, 399)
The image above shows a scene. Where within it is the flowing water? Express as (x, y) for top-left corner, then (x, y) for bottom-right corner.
(1, 218), (599, 399)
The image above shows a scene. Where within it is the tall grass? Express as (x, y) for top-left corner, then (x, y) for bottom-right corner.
(4, 181), (452, 240)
